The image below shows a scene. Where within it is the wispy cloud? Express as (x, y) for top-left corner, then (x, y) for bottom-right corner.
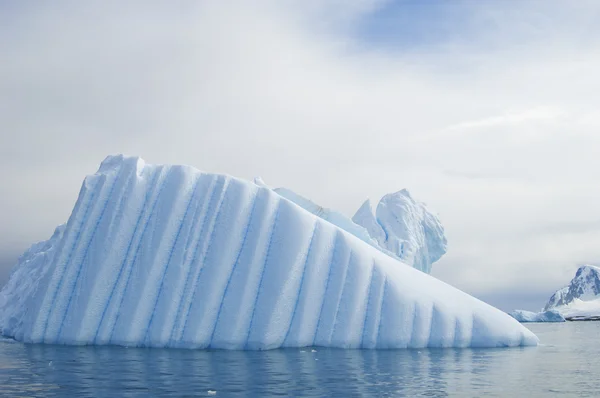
(445, 107), (566, 133)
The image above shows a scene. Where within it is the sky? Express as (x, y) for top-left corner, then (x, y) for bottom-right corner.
(1, 0), (600, 312)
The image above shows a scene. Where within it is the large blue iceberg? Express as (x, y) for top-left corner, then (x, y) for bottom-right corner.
(0, 156), (538, 349)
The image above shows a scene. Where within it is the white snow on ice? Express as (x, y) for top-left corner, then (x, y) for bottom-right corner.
(0, 155), (537, 349)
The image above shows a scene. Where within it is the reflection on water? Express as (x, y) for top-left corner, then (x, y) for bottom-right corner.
(0, 322), (599, 397)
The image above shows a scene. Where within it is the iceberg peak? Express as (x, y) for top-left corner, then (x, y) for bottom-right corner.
(353, 199), (387, 245)
(353, 189), (447, 274)
(253, 177), (270, 188)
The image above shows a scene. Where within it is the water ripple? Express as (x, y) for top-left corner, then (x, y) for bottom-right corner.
(0, 322), (598, 397)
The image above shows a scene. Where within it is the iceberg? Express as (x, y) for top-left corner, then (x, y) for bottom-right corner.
(509, 309), (565, 323)
(353, 190), (447, 274)
(0, 155), (537, 349)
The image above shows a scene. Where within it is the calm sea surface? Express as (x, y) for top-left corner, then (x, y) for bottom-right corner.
(0, 322), (599, 397)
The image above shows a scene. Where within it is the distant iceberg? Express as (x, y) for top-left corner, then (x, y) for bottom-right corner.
(353, 191), (447, 274)
(509, 309), (565, 323)
(0, 155), (537, 349)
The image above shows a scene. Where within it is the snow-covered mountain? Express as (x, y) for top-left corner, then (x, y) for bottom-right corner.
(544, 265), (600, 320)
(0, 155), (537, 349)
(352, 190), (447, 274)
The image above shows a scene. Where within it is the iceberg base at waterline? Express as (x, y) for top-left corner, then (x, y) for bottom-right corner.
(509, 309), (565, 323)
(0, 155), (538, 349)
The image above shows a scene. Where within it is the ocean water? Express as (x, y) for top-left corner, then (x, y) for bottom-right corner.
(0, 322), (598, 397)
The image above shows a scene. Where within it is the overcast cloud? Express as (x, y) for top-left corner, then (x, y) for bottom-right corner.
(1, 1), (600, 311)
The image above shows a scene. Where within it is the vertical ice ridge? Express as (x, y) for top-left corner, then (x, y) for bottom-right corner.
(55, 168), (121, 341)
(427, 303), (436, 347)
(375, 279), (387, 347)
(409, 302), (422, 348)
(142, 173), (202, 345)
(282, 221), (318, 346)
(39, 174), (104, 342)
(92, 165), (164, 343)
(427, 305), (436, 347)
(168, 175), (220, 345)
(410, 299), (436, 348)
(331, 250), (375, 348)
(183, 181), (259, 348)
(360, 261), (375, 347)
(312, 230), (340, 346)
(179, 177), (231, 342)
(468, 314), (475, 347)
(330, 251), (353, 344)
(100, 160), (139, 231)
(209, 189), (280, 349)
(122, 167), (199, 345)
(428, 305), (449, 347)
(322, 239), (351, 346)
(207, 189), (260, 348)
(74, 161), (146, 343)
(453, 317), (462, 347)
(409, 302), (418, 348)
(294, 225), (337, 346)
(244, 201), (281, 349)
(151, 174), (212, 346)
(30, 175), (90, 327)
(360, 263), (386, 348)
(106, 166), (172, 344)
